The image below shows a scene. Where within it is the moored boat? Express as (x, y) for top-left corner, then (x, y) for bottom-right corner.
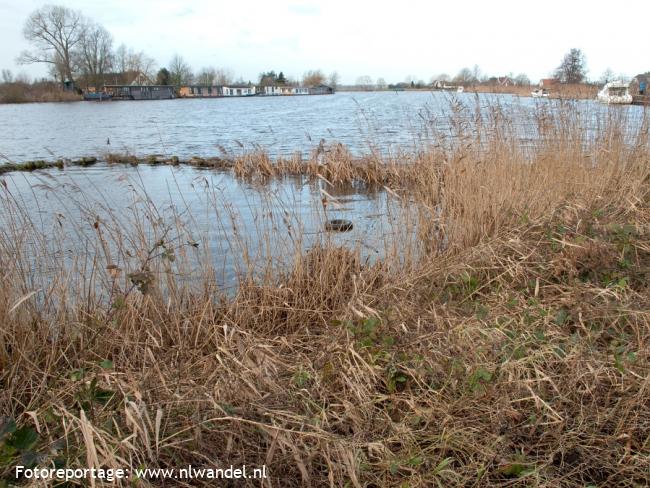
(597, 81), (632, 105)
(83, 91), (112, 101)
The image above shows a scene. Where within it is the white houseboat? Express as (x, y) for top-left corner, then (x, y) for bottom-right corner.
(531, 88), (549, 98)
(222, 85), (257, 97)
(597, 81), (632, 105)
(263, 86), (310, 95)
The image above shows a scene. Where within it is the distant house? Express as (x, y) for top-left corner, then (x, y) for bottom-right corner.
(309, 84), (334, 95)
(179, 85), (222, 97)
(497, 76), (513, 87)
(104, 85), (175, 100)
(540, 78), (560, 87)
(485, 76), (513, 87)
(262, 85), (309, 95)
(630, 73), (649, 95)
(432, 80), (454, 89)
(222, 85), (256, 96)
(77, 70), (156, 92)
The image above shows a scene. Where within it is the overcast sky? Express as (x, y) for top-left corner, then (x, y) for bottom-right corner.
(1, 0), (648, 84)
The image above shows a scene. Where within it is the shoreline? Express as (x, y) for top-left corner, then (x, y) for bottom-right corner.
(0, 84), (605, 105)
(2, 100), (649, 487)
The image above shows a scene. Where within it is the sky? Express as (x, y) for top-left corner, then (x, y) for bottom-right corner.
(1, 0), (648, 85)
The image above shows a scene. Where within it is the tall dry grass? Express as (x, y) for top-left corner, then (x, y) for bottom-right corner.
(1, 100), (649, 486)
(470, 83), (599, 100)
(0, 82), (82, 104)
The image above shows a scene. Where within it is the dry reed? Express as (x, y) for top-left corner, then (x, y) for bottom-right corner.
(1, 100), (649, 487)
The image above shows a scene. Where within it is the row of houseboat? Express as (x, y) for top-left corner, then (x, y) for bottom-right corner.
(84, 83), (334, 101)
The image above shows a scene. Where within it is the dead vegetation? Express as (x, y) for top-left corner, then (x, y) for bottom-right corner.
(0, 82), (82, 104)
(470, 83), (599, 100)
(1, 101), (649, 486)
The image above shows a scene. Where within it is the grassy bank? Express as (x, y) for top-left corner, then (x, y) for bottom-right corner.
(1, 102), (649, 486)
(0, 82), (82, 104)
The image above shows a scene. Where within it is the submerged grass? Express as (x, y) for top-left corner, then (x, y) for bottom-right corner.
(1, 100), (649, 486)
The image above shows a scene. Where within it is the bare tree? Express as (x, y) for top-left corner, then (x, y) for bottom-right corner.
(617, 72), (631, 83)
(196, 67), (217, 85)
(111, 44), (155, 83)
(114, 43), (129, 74)
(514, 73), (530, 86)
(453, 67), (475, 85)
(18, 5), (85, 84)
(214, 68), (234, 86)
(472, 64), (481, 83)
(376, 77), (387, 90)
(15, 72), (32, 84)
(599, 68), (614, 84)
(47, 54), (67, 84)
(129, 52), (156, 84)
(302, 69), (326, 86)
(327, 71), (339, 90)
(1, 69), (13, 84)
(356, 75), (373, 90)
(78, 22), (113, 89)
(555, 48), (587, 84)
(168, 54), (193, 86)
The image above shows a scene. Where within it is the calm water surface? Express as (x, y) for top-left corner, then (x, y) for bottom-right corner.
(0, 91), (444, 161)
(1, 163), (413, 288)
(1, 91), (645, 162)
(0, 91), (644, 287)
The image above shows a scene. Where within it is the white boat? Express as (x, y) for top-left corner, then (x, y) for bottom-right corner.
(597, 81), (632, 104)
(531, 88), (549, 98)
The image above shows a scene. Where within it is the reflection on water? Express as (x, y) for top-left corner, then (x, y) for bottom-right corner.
(0, 163), (413, 289)
(1, 91), (646, 291)
(0, 91), (645, 163)
(0, 91), (432, 162)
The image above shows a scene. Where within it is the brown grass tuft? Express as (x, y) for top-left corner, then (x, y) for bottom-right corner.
(1, 100), (649, 486)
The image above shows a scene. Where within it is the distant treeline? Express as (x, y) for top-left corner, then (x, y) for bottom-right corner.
(7, 5), (340, 94)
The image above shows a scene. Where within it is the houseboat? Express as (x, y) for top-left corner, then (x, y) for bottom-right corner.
(308, 84), (334, 95)
(531, 88), (549, 98)
(179, 85), (222, 98)
(597, 81), (632, 105)
(83, 91), (112, 101)
(103, 85), (175, 100)
(262, 85), (310, 95)
(222, 85), (256, 97)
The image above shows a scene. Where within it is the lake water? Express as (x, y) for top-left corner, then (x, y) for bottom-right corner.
(2, 90), (644, 163)
(0, 91), (645, 289)
(0, 91), (439, 162)
(0, 162), (414, 289)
